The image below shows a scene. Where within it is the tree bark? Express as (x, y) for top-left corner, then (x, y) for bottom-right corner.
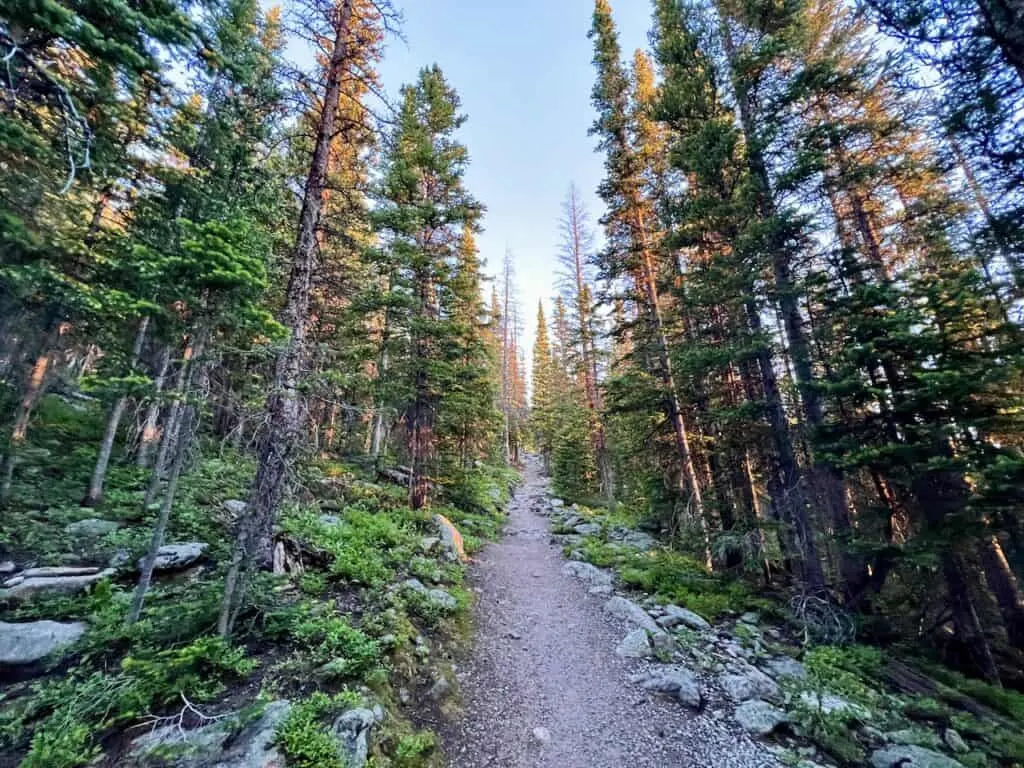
(220, 0), (354, 637)
(128, 402), (196, 623)
(979, 533), (1024, 649)
(136, 344), (172, 468)
(82, 316), (149, 507)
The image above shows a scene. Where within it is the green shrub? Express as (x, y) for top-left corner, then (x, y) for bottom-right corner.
(291, 608), (381, 678)
(276, 691), (361, 768)
(393, 730), (437, 767)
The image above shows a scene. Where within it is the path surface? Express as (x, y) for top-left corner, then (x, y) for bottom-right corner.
(444, 457), (779, 768)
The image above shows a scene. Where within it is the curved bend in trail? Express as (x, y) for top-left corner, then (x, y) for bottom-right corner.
(445, 456), (779, 768)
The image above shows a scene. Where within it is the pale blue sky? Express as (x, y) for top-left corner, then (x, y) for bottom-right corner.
(376, 0), (653, 357)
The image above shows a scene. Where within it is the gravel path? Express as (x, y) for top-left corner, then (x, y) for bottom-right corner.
(444, 456), (781, 768)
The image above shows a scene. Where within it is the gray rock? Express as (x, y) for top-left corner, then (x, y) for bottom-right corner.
(427, 588), (458, 611)
(562, 561), (613, 587)
(532, 726), (551, 744)
(333, 707), (383, 768)
(603, 596), (661, 633)
(658, 604), (711, 632)
(0, 620), (86, 665)
(15, 566), (100, 579)
(128, 700), (291, 768)
(636, 665), (703, 708)
(943, 729), (969, 754)
(550, 498), (565, 508)
(0, 568), (115, 602)
(588, 585), (613, 596)
(65, 518), (121, 537)
(762, 656), (807, 681)
(403, 578), (427, 593)
(426, 676), (451, 701)
(319, 514), (342, 526)
(108, 549), (132, 569)
(138, 543), (208, 572)
(870, 745), (965, 768)
(574, 523), (601, 536)
(650, 631), (676, 655)
(740, 612), (760, 625)
(419, 536), (440, 553)
(222, 499), (248, 516)
(721, 666), (780, 702)
(618, 531), (657, 551)
(433, 514), (465, 562)
(798, 691), (870, 719)
(734, 699), (789, 736)
(616, 628), (654, 658)
(888, 729), (943, 750)
(0, 561), (16, 575)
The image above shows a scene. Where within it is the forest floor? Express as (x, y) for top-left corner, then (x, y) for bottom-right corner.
(443, 456), (779, 768)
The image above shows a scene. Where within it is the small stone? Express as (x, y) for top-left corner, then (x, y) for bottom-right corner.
(740, 612), (760, 625)
(426, 676), (451, 701)
(721, 667), (780, 702)
(636, 665), (703, 708)
(562, 561), (613, 587)
(137, 542), (208, 572)
(0, 561), (16, 575)
(762, 656), (807, 681)
(658, 604), (711, 632)
(550, 498), (564, 508)
(0, 620), (87, 665)
(870, 745), (965, 768)
(799, 691), (870, 720)
(604, 596), (661, 633)
(650, 631), (676, 655)
(223, 499), (248, 516)
(616, 628), (654, 658)
(319, 514), (342, 526)
(532, 727), (551, 744)
(734, 699), (788, 736)
(943, 729), (969, 754)
(574, 523), (601, 535)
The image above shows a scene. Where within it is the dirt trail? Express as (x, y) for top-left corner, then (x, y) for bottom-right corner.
(444, 456), (778, 768)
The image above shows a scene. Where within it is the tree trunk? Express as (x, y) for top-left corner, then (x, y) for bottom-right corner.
(82, 317), (149, 507)
(219, 0), (354, 638)
(128, 403), (196, 623)
(142, 332), (204, 512)
(136, 344), (172, 468)
(979, 533), (1024, 649)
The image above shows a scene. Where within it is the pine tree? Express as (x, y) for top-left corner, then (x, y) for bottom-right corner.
(531, 301), (558, 470)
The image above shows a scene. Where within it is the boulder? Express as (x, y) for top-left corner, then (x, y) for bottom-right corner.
(616, 628), (654, 658)
(419, 537), (440, 553)
(762, 656), (807, 681)
(402, 578), (457, 611)
(618, 531), (657, 551)
(588, 585), (613, 596)
(603, 596), (661, 633)
(657, 604), (711, 632)
(870, 745), (965, 768)
(721, 666), (780, 702)
(222, 499), (248, 516)
(333, 706), (384, 768)
(888, 729), (944, 750)
(127, 699), (291, 768)
(0, 569), (115, 602)
(574, 523), (601, 536)
(550, 498), (565, 508)
(734, 699), (789, 736)
(636, 665), (703, 708)
(65, 518), (121, 537)
(562, 561), (613, 587)
(0, 620), (86, 665)
(138, 543), (208, 573)
(432, 513), (468, 562)
(798, 691), (870, 720)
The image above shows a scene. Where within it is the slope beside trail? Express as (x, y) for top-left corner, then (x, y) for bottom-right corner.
(443, 456), (779, 768)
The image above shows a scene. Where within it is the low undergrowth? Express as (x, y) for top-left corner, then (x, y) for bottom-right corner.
(0, 395), (513, 768)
